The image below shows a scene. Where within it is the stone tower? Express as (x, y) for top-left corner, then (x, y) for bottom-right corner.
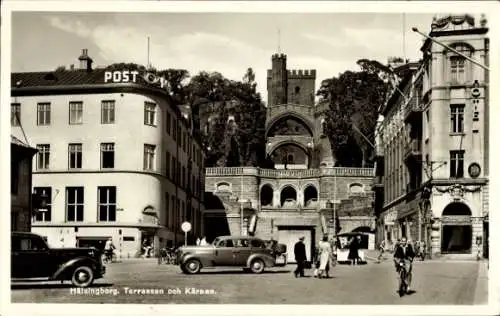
(268, 53), (288, 107)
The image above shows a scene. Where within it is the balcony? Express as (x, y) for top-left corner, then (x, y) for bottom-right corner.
(403, 139), (422, 163)
(370, 176), (384, 191)
(403, 95), (423, 123)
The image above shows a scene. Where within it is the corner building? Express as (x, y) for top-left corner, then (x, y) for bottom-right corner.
(373, 15), (489, 259)
(10, 50), (205, 257)
(204, 54), (375, 264)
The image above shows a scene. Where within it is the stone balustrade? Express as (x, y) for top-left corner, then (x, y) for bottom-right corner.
(206, 167), (375, 178)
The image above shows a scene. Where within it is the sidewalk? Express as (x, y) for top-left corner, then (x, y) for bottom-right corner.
(473, 260), (489, 305)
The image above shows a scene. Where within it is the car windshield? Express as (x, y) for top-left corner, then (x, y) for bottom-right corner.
(212, 237), (220, 246)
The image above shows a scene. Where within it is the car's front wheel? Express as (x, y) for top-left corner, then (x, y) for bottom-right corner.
(250, 259), (265, 274)
(182, 259), (201, 274)
(71, 266), (95, 287)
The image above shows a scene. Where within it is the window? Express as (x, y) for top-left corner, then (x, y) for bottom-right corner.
(450, 56), (465, 82)
(144, 102), (156, 126)
(69, 101), (83, 125)
(182, 166), (186, 188)
(144, 144), (156, 170)
(101, 143), (115, 169)
(98, 187), (116, 222)
(11, 160), (19, 195)
(101, 100), (115, 124)
(165, 151), (171, 178)
(66, 187), (84, 222)
(171, 196), (176, 228)
(181, 201), (185, 221)
(177, 125), (181, 144)
(177, 161), (181, 184)
(183, 132), (187, 152)
(34, 187), (52, 222)
(166, 112), (171, 134)
(450, 104), (465, 133)
(37, 103), (51, 125)
(68, 143), (82, 169)
(165, 192), (170, 228)
(172, 120), (177, 140)
(172, 156), (176, 180)
(11, 103), (20, 126)
(450, 150), (465, 178)
(36, 144), (50, 170)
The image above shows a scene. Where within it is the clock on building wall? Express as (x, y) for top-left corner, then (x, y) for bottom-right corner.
(468, 163), (481, 178)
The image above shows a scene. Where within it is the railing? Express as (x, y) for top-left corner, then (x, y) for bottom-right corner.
(206, 167), (375, 178)
(403, 95), (423, 120)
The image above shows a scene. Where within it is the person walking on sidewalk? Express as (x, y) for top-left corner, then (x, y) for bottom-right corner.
(377, 239), (386, 263)
(294, 236), (307, 278)
(317, 235), (332, 278)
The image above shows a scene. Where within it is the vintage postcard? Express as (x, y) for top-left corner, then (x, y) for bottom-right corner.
(1, 1), (498, 316)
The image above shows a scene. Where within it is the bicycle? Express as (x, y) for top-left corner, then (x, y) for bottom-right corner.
(397, 260), (410, 296)
(160, 248), (177, 264)
(102, 250), (117, 264)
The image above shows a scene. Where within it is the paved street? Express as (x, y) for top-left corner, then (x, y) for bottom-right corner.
(11, 259), (488, 305)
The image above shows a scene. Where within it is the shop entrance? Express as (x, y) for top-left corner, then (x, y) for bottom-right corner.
(441, 202), (472, 254)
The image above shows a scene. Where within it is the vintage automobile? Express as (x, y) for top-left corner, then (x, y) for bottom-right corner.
(11, 232), (106, 287)
(177, 236), (287, 274)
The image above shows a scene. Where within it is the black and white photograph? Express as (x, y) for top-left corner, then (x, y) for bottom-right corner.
(1, 1), (498, 315)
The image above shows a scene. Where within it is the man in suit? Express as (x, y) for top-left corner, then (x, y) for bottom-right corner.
(294, 236), (307, 278)
(393, 237), (415, 293)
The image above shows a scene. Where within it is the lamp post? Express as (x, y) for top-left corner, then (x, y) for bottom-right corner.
(412, 27), (489, 72)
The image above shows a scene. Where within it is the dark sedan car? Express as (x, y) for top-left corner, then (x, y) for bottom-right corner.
(177, 236), (287, 274)
(11, 232), (106, 287)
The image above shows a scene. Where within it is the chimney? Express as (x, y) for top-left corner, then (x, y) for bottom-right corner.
(78, 48), (93, 72)
(70, 64), (75, 70)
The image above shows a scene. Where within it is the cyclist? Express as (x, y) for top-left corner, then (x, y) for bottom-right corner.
(104, 238), (116, 262)
(393, 237), (415, 293)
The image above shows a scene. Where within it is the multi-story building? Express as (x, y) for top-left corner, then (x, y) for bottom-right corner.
(373, 14), (489, 259)
(204, 53), (376, 264)
(11, 136), (38, 232)
(10, 49), (205, 257)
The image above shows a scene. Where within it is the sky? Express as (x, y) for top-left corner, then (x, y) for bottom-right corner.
(12, 12), (441, 104)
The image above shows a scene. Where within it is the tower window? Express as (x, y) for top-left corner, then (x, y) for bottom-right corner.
(295, 86), (300, 94)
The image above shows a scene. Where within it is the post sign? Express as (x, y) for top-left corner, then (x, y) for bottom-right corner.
(181, 222), (192, 233)
(181, 222), (191, 247)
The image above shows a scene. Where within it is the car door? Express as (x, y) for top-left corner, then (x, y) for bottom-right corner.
(11, 236), (24, 278)
(233, 239), (253, 266)
(214, 239), (235, 266)
(21, 236), (51, 278)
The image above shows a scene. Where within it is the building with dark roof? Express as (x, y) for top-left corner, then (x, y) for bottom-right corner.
(11, 49), (205, 256)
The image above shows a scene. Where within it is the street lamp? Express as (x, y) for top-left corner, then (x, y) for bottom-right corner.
(411, 27), (490, 72)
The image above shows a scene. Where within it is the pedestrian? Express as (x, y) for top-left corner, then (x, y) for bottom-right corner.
(293, 236), (307, 278)
(317, 235), (332, 278)
(377, 239), (386, 263)
(200, 236), (208, 246)
(348, 235), (360, 266)
(196, 237), (201, 246)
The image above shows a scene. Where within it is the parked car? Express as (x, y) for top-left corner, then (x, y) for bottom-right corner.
(177, 236), (287, 274)
(11, 232), (106, 287)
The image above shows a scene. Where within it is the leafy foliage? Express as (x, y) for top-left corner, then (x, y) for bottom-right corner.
(105, 63), (266, 168)
(318, 60), (393, 167)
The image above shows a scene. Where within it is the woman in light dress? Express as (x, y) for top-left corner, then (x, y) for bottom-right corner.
(317, 235), (333, 279)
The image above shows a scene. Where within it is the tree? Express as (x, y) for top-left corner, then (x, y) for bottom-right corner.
(319, 61), (392, 167)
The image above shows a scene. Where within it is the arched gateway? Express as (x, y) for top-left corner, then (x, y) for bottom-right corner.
(441, 202), (472, 254)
